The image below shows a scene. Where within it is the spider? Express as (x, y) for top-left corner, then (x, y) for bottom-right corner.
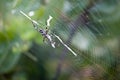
(31, 17), (55, 48)
(20, 10), (77, 56)
(20, 11), (55, 48)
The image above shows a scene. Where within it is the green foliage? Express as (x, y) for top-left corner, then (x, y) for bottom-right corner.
(0, 0), (120, 80)
(0, 31), (21, 73)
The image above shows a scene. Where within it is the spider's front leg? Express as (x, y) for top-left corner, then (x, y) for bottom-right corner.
(45, 27), (50, 34)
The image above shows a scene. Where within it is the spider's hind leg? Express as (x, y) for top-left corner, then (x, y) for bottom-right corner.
(43, 36), (46, 43)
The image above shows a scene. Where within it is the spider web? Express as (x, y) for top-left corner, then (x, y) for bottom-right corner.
(12, 0), (120, 80)
(45, 0), (119, 80)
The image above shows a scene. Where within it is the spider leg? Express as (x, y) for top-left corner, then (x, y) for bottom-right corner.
(44, 27), (49, 36)
(43, 36), (46, 42)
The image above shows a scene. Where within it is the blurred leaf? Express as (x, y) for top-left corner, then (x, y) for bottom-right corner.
(12, 71), (27, 80)
(0, 49), (20, 73)
(0, 32), (8, 44)
(0, 30), (27, 73)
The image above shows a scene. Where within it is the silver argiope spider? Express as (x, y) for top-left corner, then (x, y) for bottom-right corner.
(20, 11), (55, 48)
(32, 20), (55, 48)
(20, 11), (77, 56)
